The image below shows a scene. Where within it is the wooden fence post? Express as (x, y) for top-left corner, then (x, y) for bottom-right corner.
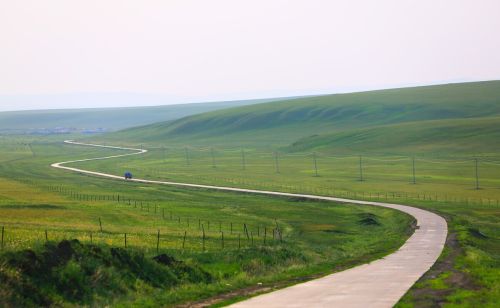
(244, 223), (250, 240)
(202, 225), (206, 251)
(156, 229), (160, 253)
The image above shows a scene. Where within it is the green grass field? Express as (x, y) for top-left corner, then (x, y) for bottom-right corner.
(0, 137), (414, 307)
(70, 145), (500, 203)
(65, 142), (500, 307)
(2, 81), (499, 306)
(80, 81), (500, 306)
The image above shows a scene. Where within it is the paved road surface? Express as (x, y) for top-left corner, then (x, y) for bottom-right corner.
(52, 140), (447, 308)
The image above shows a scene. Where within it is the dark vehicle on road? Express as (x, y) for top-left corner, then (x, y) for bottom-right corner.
(124, 172), (133, 180)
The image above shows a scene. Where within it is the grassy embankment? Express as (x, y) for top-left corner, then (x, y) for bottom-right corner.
(0, 137), (413, 307)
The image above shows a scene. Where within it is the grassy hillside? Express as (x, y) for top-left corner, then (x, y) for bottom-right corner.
(63, 134), (500, 307)
(0, 98), (283, 133)
(84, 81), (500, 306)
(0, 136), (413, 306)
(4, 82), (499, 306)
(286, 116), (500, 155)
(30, 81), (499, 306)
(98, 81), (500, 150)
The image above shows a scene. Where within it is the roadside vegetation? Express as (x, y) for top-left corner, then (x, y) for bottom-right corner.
(396, 200), (500, 307)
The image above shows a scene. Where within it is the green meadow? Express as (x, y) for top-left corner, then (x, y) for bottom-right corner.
(67, 140), (500, 306)
(0, 137), (413, 307)
(1, 81), (499, 306)
(83, 81), (500, 307)
(72, 145), (500, 204)
(66, 145), (499, 307)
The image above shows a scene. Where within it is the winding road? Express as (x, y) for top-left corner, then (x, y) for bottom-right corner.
(52, 140), (447, 308)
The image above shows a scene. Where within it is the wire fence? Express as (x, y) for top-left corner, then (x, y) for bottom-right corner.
(87, 146), (500, 201)
(0, 181), (286, 253)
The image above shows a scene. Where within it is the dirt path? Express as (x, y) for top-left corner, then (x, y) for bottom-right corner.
(52, 140), (447, 308)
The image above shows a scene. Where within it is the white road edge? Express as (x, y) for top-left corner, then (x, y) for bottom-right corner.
(52, 140), (447, 308)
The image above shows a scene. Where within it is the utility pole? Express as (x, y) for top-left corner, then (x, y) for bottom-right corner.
(274, 152), (280, 174)
(241, 148), (246, 170)
(28, 143), (35, 157)
(475, 158), (479, 190)
(412, 156), (416, 184)
(313, 152), (318, 177)
(359, 155), (363, 181)
(184, 147), (190, 165)
(211, 147), (216, 168)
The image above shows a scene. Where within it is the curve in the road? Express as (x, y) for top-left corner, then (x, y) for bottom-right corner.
(52, 140), (447, 308)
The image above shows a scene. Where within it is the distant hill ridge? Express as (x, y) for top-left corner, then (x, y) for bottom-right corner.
(0, 97), (285, 133)
(99, 81), (500, 154)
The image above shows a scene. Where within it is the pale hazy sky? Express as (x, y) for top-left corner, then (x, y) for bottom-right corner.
(1, 0), (499, 111)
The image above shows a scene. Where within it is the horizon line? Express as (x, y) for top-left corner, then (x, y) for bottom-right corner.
(0, 78), (498, 113)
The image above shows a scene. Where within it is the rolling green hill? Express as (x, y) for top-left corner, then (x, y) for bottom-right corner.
(286, 116), (500, 155)
(98, 81), (500, 154)
(0, 98), (283, 134)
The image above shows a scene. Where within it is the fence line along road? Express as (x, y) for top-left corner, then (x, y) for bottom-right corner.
(52, 140), (447, 308)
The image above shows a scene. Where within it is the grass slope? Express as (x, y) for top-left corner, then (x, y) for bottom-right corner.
(0, 98), (282, 133)
(98, 81), (500, 150)
(1, 240), (211, 307)
(286, 116), (500, 155)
